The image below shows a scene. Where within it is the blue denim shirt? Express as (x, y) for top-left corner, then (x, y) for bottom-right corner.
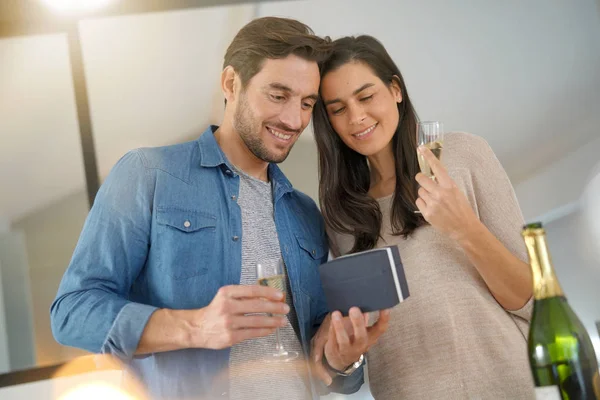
(50, 126), (363, 399)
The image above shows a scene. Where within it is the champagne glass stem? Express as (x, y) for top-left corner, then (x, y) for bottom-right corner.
(257, 259), (297, 361)
(275, 327), (283, 353)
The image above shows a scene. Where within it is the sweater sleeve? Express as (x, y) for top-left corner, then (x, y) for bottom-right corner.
(449, 132), (533, 323)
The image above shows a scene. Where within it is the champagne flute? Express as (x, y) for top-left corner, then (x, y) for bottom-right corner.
(414, 121), (444, 213)
(417, 121), (444, 179)
(256, 258), (298, 362)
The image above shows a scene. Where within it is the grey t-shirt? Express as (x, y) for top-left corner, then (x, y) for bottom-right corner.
(228, 168), (310, 400)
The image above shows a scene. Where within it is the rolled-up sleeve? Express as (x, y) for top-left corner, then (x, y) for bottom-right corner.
(50, 150), (157, 360)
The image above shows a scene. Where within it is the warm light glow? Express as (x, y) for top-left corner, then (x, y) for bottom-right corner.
(40, 0), (117, 14)
(58, 382), (137, 400)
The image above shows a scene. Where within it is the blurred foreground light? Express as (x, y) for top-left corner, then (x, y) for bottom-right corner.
(52, 355), (148, 400)
(40, 0), (117, 14)
(58, 382), (137, 400)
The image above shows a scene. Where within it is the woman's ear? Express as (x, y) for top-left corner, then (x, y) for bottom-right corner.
(391, 75), (403, 104)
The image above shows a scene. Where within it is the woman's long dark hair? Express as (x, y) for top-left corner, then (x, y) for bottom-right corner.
(313, 35), (425, 254)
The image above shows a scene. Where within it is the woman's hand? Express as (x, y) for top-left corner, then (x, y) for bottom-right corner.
(415, 146), (482, 242)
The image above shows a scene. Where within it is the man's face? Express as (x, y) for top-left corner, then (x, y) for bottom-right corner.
(232, 54), (320, 164)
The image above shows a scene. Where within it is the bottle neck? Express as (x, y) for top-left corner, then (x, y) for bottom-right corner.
(523, 229), (564, 300)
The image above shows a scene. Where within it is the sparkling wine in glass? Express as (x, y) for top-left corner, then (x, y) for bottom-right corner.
(414, 121), (444, 214)
(417, 121), (444, 180)
(256, 258), (298, 362)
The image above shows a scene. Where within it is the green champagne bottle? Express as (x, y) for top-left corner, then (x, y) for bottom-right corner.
(522, 222), (600, 400)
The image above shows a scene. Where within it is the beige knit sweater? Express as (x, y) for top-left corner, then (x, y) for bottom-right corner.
(329, 132), (535, 399)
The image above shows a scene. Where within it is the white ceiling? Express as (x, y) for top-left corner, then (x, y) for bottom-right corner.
(1, 0), (599, 224)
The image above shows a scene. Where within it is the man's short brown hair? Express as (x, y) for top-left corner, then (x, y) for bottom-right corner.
(223, 16), (331, 88)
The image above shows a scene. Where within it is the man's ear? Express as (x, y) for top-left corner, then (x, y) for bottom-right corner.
(221, 66), (237, 104)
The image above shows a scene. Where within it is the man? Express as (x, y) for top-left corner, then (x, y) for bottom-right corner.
(50, 16), (389, 400)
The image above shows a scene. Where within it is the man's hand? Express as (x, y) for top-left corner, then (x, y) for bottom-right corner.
(311, 308), (391, 385)
(137, 285), (289, 355)
(187, 285), (289, 350)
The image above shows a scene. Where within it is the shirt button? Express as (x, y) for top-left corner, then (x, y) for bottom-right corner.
(225, 169), (232, 175)
(231, 195), (237, 201)
(232, 236), (239, 241)
(312, 249), (316, 255)
(183, 220), (191, 228)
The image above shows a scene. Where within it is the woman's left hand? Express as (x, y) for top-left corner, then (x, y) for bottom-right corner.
(415, 146), (481, 242)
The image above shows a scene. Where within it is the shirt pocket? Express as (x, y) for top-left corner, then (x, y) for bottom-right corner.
(294, 234), (327, 303)
(156, 206), (217, 280)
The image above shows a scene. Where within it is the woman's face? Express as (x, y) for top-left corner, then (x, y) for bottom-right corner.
(320, 61), (402, 157)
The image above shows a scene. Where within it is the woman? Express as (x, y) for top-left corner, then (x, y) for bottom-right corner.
(312, 35), (535, 399)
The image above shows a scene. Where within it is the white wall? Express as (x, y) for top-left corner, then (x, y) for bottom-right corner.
(514, 135), (600, 224)
(0, 33), (86, 224)
(79, 3), (257, 181)
(0, 221), (9, 372)
(3, 0), (600, 223)
(258, 0), (600, 183)
(0, 231), (36, 370)
(0, 258), (11, 373)
(12, 190), (90, 367)
(544, 210), (600, 360)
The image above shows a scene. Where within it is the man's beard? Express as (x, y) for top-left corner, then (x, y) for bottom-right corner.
(233, 92), (297, 164)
